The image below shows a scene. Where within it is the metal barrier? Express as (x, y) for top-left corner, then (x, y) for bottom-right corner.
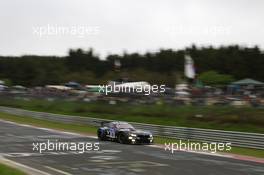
(0, 106), (263, 150)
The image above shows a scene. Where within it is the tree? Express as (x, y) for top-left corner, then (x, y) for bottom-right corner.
(198, 71), (234, 86)
(0, 45), (264, 87)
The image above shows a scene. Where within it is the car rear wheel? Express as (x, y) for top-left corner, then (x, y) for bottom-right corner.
(98, 130), (107, 141)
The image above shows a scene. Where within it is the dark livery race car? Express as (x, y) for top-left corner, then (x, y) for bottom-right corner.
(97, 121), (153, 144)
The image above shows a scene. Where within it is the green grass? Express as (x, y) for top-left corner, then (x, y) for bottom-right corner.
(0, 112), (97, 134)
(0, 97), (264, 133)
(0, 164), (27, 175)
(0, 112), (263, 158)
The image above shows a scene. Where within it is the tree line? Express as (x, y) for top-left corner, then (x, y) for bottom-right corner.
(0, 45), (263, 87)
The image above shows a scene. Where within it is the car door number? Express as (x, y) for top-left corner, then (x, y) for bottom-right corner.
(109, 128), (115, 138)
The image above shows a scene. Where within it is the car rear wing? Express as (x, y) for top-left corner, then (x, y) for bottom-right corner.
(92, 120), (112, 127)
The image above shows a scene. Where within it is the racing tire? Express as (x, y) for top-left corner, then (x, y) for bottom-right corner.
(118, 133), (126, 144)
(98, 130), (107, 141)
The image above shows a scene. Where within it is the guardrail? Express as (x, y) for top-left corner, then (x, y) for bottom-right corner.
(0, 106), (263, 150)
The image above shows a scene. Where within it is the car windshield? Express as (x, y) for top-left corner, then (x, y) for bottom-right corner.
(117, 123), (134, 129)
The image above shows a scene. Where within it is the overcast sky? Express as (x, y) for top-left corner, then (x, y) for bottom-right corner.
(0, 0), (263, 57)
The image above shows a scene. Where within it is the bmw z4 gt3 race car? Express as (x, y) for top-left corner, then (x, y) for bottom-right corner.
(97, 121), (154, 144)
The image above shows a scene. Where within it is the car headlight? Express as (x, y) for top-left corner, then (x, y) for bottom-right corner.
(149, 134), (153, 137)
(130, 134), (137, 137)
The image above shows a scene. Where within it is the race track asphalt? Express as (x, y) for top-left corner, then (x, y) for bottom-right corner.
(0, 120), (263, 175)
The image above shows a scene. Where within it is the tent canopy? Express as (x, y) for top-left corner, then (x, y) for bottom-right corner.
(231, 78), (264, 86)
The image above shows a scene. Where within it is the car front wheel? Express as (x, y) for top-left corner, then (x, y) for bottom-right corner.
(118, 133), (126, 144)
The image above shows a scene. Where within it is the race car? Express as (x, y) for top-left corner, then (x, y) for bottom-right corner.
(97, 121), (153, 144)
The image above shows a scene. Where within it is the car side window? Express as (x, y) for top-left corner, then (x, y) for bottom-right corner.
(113, 124), (117, 128)
(109, 123), (114, 128)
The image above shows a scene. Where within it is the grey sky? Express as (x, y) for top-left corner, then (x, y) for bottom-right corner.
(0, 0), (263, 57)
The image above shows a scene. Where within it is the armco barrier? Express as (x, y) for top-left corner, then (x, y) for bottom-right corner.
(0, 106), (263, 150)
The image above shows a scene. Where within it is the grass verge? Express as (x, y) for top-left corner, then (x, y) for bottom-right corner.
(0, 98), (264, 133)
(0, 112), (263, 158)
(0, 112), (97, 134)
(0, 163), (27, 175)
